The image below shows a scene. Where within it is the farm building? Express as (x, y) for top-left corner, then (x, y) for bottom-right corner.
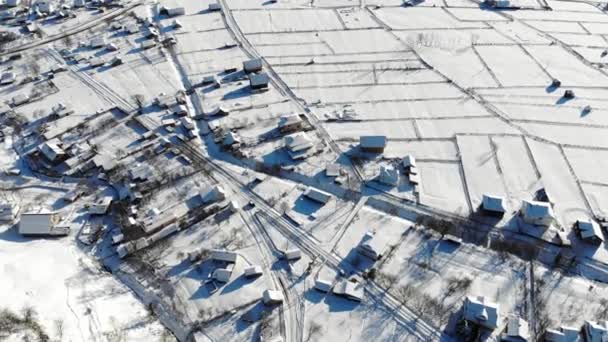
(243, 58), (263, 73)
(521, 200), (555, 227)
(359, 136), (386, 154)
(212, 264), (234, 283)
(357, 232), (384, 260)
(462, 296), (500, 330)
(303, 187), (331, 204)
(18, 212), (69, 236)
(481, 194), (506, 216)
(263, 289), (284, 305)
(576, 219), (604, 245)
(278, 114), (303, 133)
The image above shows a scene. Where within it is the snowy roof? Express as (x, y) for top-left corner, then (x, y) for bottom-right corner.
(200, 185), (226, 204)
(325, 163), (341, 177)
(482, 194), (506, 213)
(208, 2), (221, 10)
(90, 37), (106, 48)
(360, 135), (387, 149)
(544, 326), (581, 342)
(278, 113), (302, 128)
(577, 219), (604, 242)
(378, 166), (399, 186)
(39, 141), (65, 161)
(212, 268), (232, 282)
(284, 132), (313, 152)
(584, 321), (608, 342)
(223, 131), (241, 146)
(166, 7), (185, 16)
(304, 187), (331, 204)
(463, 296), (500, 330)
(283, 249), (301, 260)
(244, 265), (263, 277)
(333, 280), (364, 301)
(19, 212), (60, 235)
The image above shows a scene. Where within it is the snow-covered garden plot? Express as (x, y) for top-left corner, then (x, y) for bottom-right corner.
(232, 9), (344, 33)
(226, 0), (310, 10)
(418, 161), (471, 215)
(582, 183), (608, 218)
(522, 122), (608, 148)
(383, 140), (459, 161)
(177, 49), (248, 76)
(526, 20), (588, 33)
(416, 117), (519, 138)
(474, 45), (550, 87)
(373, 7), (489, 30)
(445, 8), (509, 22)
(256, 43), (334, 58)
(511, 9), (608, 22)
(581, 22), (608, 34)
(316, 29), (405, 54)
(160, 13), (226, 32)
(493, 103), (608, 126)
(297, 82), (464, 104)
(457, 135), (507, 212)
(335, 7), (381, 30)
(492, 136), (540, 207)
(158, 0), (211, 14)
(378, 228), (527, 328)
(546, 0), (603, 12)
(564, 148), (608, 185)
(175, 30), (236, 53)
(572, 46), (608, 64)
(488, 21), (552, 44)
(526, 140), (589, 227)
(273, 60), (425, 75)
(549, 33), (607, 47)
(333, 206), (412, 264)
(324, 121), (417, 140)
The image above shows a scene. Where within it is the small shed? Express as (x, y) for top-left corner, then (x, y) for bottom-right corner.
(333, 280), (364, 302)
(360, 135), (386, 153)
(244, 265), (263, 278)
(89, 37), (106, 49)
(503, 316), (530, 341)
(325, 164), (341, 177)
(89, 196), (113, 215)
(263, 289), (284, 305)
(0, 204), (16, 221)
(577, 219), (604, 245)
(249, 72), (269, 90)
(200, 185), (226, 204)
(141, 40), (156, 50)
(402, 155), (416, 170)
(212, 267), (233, 283)
(463, 296), (500, 330)
(208, 2), (221, 11)
(0, 72), (16, 85)
(357, 232), (384, 260)
(304, 187), (331, 204)
(243, 58), (263, 73)
(314, 278), (333, 293)
(481, 194), (506, 215)
(283, 249), (301, 261)
(166, 7), (185, 16)
(210, 249), (237, 263)
(521, 200), (555, 227)
(39, 141), (66, 162)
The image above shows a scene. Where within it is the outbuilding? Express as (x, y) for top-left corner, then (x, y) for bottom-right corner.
(360, 135), (386, 154)
(0, 72), (16, 85)
(502, 316), (530, 341)
(0, 204), (16, 221)
(583, 321), (608, 342)
(212, 266), (233, 283)
(243, 58), (263, 73)
(263, 289), (284, 305)
(210, 249), (238, 263)
(244, 265), (263, 278)
(39, 141), (66, 162)
(377, 165), (399, 186)
(481, 194), (506, 216)
(284, 132), (314, 160)
(303, 187), (331, 204)
(208, 2), (221, 11)
(577, 219), (604, 245)
(314, 278), (333, 293)
(333, 280), (364, 302)
(19, 212), (69, 236)
(521, 200), (555, 227)
(249, 72), (269, 90)
(283, 249), (301, 261)
(89, 37), (106, 49)
(166, 7), (185, 16)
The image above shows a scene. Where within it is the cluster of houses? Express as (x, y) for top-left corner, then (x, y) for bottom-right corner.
(461, 295), (608, 341)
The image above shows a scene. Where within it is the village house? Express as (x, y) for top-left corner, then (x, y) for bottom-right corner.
(521, 200), (555, 227)
(284, 132), (314, 160)
(39, 140), (66, 162)
(200, 185), (226, 204)
(211, 249), (238, 263)
(359, 135), (387, 154)
(377, 165), (399, 186)
(283, 249), (301, 261)
(278, 113), (303, 133)
(89, 37), (106, 49)
(462, 296), (500, 330)
(333, 280), (364, 302)
(263, 289), (284, 305)
(314, 278), (333, 293)
(244, 265), (263, 278)
(304, 187), (331, 204)
(357, 231), (384, 260)
(502, 316), (530, 341)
